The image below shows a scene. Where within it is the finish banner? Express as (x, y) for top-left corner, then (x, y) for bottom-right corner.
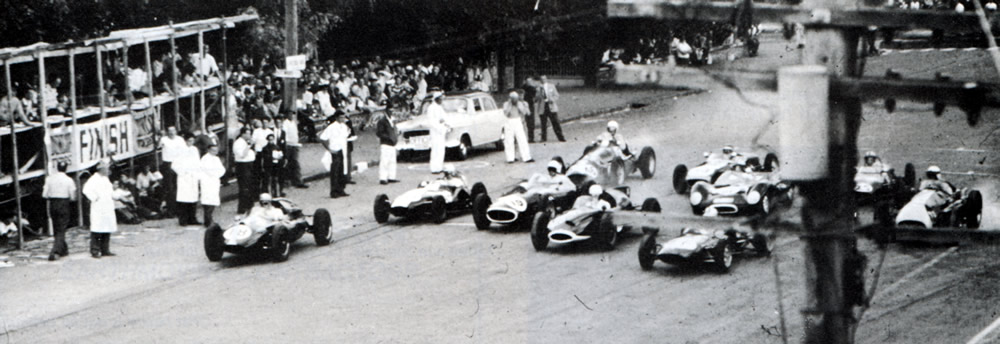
(47, 108), (159, 172)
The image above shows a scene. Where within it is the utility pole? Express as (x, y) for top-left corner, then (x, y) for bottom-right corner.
(283, 0), (299, 114)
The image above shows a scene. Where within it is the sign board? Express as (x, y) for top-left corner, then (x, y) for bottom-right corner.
(273, 69), (303, 79)
(286, 54), (307, 72)
(47, 107), (160, 172)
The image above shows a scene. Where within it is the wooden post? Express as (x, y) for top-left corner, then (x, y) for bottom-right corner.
(124, 44), (135, 178)
(198, 31), (206, 132)
(37, 48), (52, 236)
(4, 61), (24, 249)
(221, 26), (231, 173)
(169, 30), (181, 130)
(797, 0), (865, 343)
(144, 40), (160, 169)
(96, 44), (107, 160)
(69, 49), (84, 227)
(283, 0), (299, 113)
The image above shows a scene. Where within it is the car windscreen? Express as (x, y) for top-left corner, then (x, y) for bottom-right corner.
(419, 98), (468, 115)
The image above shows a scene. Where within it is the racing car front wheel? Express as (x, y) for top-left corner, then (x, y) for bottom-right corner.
(750, 233), (774, 257)
(374, 194), (391, 224)
(597, 214), (619, 250)
(672, 165), (689, 194)
(712, 242), (733, 273)
(638, 232), (658, 270)
(271, 226), (291, 263)
(312, 208), (333, 246)
(641, 198), (662, 213)
(530, 212), (550, 251)
(471, 182), (488, 201)
(431, 196), (448, 224)
(637, 147), (656, 179)
(203, 224), (225, 262)
(473, 194), (492, 230)
(964, 190), (983, 229)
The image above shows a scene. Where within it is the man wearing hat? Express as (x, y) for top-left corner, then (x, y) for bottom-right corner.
(502, 90), (533, 164)
(320, 111), (351, 198)
(426, 88), (450, 173)
(83, 159), (117, 258)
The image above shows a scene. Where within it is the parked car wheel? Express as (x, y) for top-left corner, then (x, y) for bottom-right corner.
(638, 232), (658, 270)
(473, 194), (492, 230)
(637, 147), (656, 179)
(431, 196), (448, 224)
(530, 211), (550, 251)
(452, 135), (472, 161)
(312, 208), (333, 246)
(271, 226), (291, 263)
(203, 224), (224, 262)
(672, 164), (689, 194)
(374, 194), (390, 224)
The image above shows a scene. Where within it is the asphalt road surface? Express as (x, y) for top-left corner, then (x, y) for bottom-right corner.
(4, 38), (1000, 343)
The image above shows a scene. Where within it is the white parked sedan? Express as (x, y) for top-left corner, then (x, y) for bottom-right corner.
(396, 91), (507, 160)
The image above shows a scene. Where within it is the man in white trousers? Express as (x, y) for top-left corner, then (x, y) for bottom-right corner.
(426, 88), (450, 174)
(375, 111), (400, 184)
(502, 90), (533, 163)
(199, 143), (226, 227)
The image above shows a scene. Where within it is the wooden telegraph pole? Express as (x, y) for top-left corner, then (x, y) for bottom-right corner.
(283, 0), (299, 113)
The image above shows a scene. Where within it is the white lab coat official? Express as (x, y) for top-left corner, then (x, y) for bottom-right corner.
(426, 101), (448, 173)
(83, 172), (117, 233)
(173, 147), (201, 203)
(199, 153), (226, 207)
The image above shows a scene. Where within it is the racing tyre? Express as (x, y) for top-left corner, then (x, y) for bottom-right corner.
(530, 211), (550, 251)
(672, 165), (689, 194)
(712, 242), (733, 273)
(638, 232), (658, 270)
(763, 153), (779, 172)
(690, 183), (710, 215)
(431, 196), (448, 224)
(597, 214), (618, 250)
(471, 182), (488, 201)
(374, 194), (391, 224)
(751, 233), (774, 257)
(903, 163), (916, 188)
(611, 160), (626, 186)
(312, 208), (333, 246)
(203, 224), (225, 262)
(964, 190), (983, 229)
(641, 198), (662, 213)
(271, 226), (291, 263)
(637, 147), (656, 179)
(473, 194), (492, 230)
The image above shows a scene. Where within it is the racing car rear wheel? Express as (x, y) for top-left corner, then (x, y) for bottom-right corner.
(597, 214), (619, 250)
(750, 233), (774, 257)
(712, 242), (733, 273)
(203, 224), (225, 262)
(637, 147), (656, 179)
(374, 194), (391, 224)
(271, 226), (291, 263)
(641, 198), (662, 213)
(672, 165), (689, 194)
(964, 190), (983, 229)
(763, 153), (779, 172)
(471, 182), (488, 201)
(530, 212), (550, 251)
(903, 163), (916, 188)
(431, 196), (448, 224)
(638, 232), (658, 270)
(312, 208), (333, 246)
(473, 194), (492, 230)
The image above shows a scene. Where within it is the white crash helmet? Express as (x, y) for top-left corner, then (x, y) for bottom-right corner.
(547, 159), (564, 173)
(607, 120), (619, 131)
(588, 184), (604, 197)
(864, 151), (878, 159)
(722, 145), (735, 154)
(926, 165), (941, 174)
(259, 193), (273, 205)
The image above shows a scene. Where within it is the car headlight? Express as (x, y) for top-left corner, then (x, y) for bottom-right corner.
(689, 192), (703, 206)
(746, 190), (761, 204)
(855, 184), (873, 193)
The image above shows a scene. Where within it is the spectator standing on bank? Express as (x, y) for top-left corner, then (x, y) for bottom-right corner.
(502, 91), (533, 163)
(173, 135), (202, 226)
(521, 76), (540, 143)
(539, 76), (566, 142)
(282, 111), (308, 188)
(261, 133), (285, 196)
(233, 127), (257, 213)
(199, 143), (225, 227)
(320, 111), (351, 198)
(83, 159), (116, 259)
(159, 126), (186, 216)
(43, 162), (76, 261)
(375, 111), (400, 185)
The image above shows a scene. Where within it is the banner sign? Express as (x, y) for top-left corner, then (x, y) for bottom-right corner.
(47, 108), (159, 172)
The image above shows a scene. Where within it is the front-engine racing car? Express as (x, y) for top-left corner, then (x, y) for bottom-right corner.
(638, 227), (774, 273)
(894, 169), (982, 230)
(374, 167), (487, 224)
(473, 157), (578, 230)
(672, 146), (778, 194)
(853, 151), (915, 205)
(530, 184), (661, 251)
(203, 195), (333, 263)
(565, 141), (656, 187)
(688, 161), (792, 216)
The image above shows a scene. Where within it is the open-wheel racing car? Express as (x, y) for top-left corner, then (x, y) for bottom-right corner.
(687, 160), (792, 217)
(638, 227), (774, 273)
(530, 184), (661, 251)
(672, 147), (778, 194)
(374, 169), (488, 224)
(893, 178), (982, 230)
(473, 158), (578, 231)
(853, 152), (915, 205)
(565, 141), (656, 187)
(204, 197), (333, 263)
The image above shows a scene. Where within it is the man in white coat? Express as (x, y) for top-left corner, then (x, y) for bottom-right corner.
(83, 159), (116, 259)
(502, 90), (533, 164)
(200, 143), (226, 227)
(173, 135), (202, 226)
(426, 88), (450, 174)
